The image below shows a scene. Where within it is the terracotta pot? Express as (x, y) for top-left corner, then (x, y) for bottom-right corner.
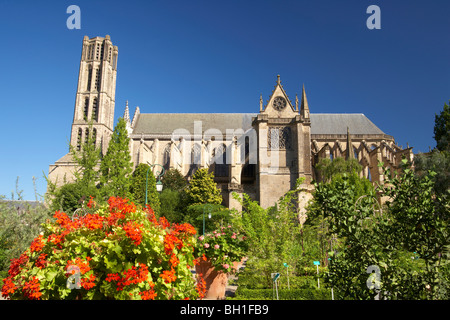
(195, 260), (228, 300)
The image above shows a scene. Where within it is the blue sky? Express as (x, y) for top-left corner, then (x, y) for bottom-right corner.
(0, 0), (449, 200)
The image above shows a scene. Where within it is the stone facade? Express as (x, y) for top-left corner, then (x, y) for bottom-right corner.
(48, 35), (414, 210)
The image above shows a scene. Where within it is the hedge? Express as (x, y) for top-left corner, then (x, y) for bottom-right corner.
(231, 287), (332, 300)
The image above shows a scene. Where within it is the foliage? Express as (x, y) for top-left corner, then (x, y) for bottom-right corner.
(413, 150), (449, 196)
(231, 287), (332, 300)
(129, 163), (161, 215)
(158, 188), (187, 224)
(434, 101), (450, 152)
(1, 197), (206, 300)
(100, 118), (134, 198)
(69, 120), (101, 189)
(231, 183), (307, 288)
(161, 169), (188, 191)
(414, 101), (450, 196)
(184, 203), (233, 234)
(380, 160), (449, 299)
(311, 159), (450, 300)
(195, 225), (247, 273)
(0, 194), (53, 280)
(48, 181), (100, 214)
(185, 169), (222, 206)
(314, 157), (362, 183)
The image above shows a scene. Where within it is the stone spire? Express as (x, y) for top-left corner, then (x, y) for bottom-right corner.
(346, 126), (354, 160)
(295, 94), (299, 112)
(131, 106), (140, 128)
(260, 94), (263, 112)
(300, 84), (310, 119)
(123, 101), (132, 135)
(124, 101), (130, 120)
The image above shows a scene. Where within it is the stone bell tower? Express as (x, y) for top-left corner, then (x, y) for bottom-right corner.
(70, 35), (118, 155)
(253, 75), (312, 208)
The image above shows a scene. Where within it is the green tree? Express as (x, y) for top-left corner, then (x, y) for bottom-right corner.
(231, 186), (307, 288)
(161, 169), (188, 191)
(49, 182), (99, 213)
(45, 121), (101, 212)
(414, 101), (450, 196)
(0, 187), (53, 280)
(414, 149), (449, 195)
(185, 168), (222, 206)
(70, 121), (101, 189)
(434, 101), (450, 152)
(129, 163), (161, 214)
(184, 203), (232, 234)
(100, 118), (134, 198)
(315, 157), (362, 183)
(311, 159), (450, 300)
(158, 188), (186, 223)
(380, 161), (450, 299)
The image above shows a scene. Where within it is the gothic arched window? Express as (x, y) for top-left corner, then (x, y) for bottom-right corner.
(189, 143), (201, 175)
(241, 136), (255, 181)
(92, 98), (98, 122)
(163, 144), (171, 171)
(87, 66), (92, 91)
(268, 126), (291, 150)
(83, 98), (89, 120)
(214, 144), (229, 178)
(94, 68), (100, 91)
(76, 128), (82, 151)
(354, 147), (358, 160)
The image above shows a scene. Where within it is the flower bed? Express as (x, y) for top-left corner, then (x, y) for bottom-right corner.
(1, 197), (206, 300)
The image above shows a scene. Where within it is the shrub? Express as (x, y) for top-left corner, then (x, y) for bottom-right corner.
(1, 197), (205, 300)
(159, 188), (186, 223)
(130, 163), (161, 214)
(195, 225), (248, 273)
(0, 197), (52, 280)
(232, 287), (332, 300)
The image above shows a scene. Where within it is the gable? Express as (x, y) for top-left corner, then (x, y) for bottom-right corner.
(261, 75), (298, 118)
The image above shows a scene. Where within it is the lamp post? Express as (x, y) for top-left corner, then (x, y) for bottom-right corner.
(283, 263), (290, 289)
(203, 204), (213, 236)
(145, 164), (165, 206)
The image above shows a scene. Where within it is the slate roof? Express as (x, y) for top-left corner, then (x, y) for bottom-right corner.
(132, 113), (386, 136)
(132, 113), (257, 135)
(309, 114), (385, 135)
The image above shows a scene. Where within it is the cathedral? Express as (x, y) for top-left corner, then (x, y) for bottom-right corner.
(48, 35), (414, 210)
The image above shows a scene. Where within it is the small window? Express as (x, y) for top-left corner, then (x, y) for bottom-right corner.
(214, 144), (229, 178)
(94, 68), (100, 91)
(92, 128), (97, 146)
(83, 98), (89, 120)
(87, 66), (92, 91)
(92, 98), (98, 122)
(100, 43), (104, 60)
(163, 145), (171, 171)
(76, 128), (82, 151)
